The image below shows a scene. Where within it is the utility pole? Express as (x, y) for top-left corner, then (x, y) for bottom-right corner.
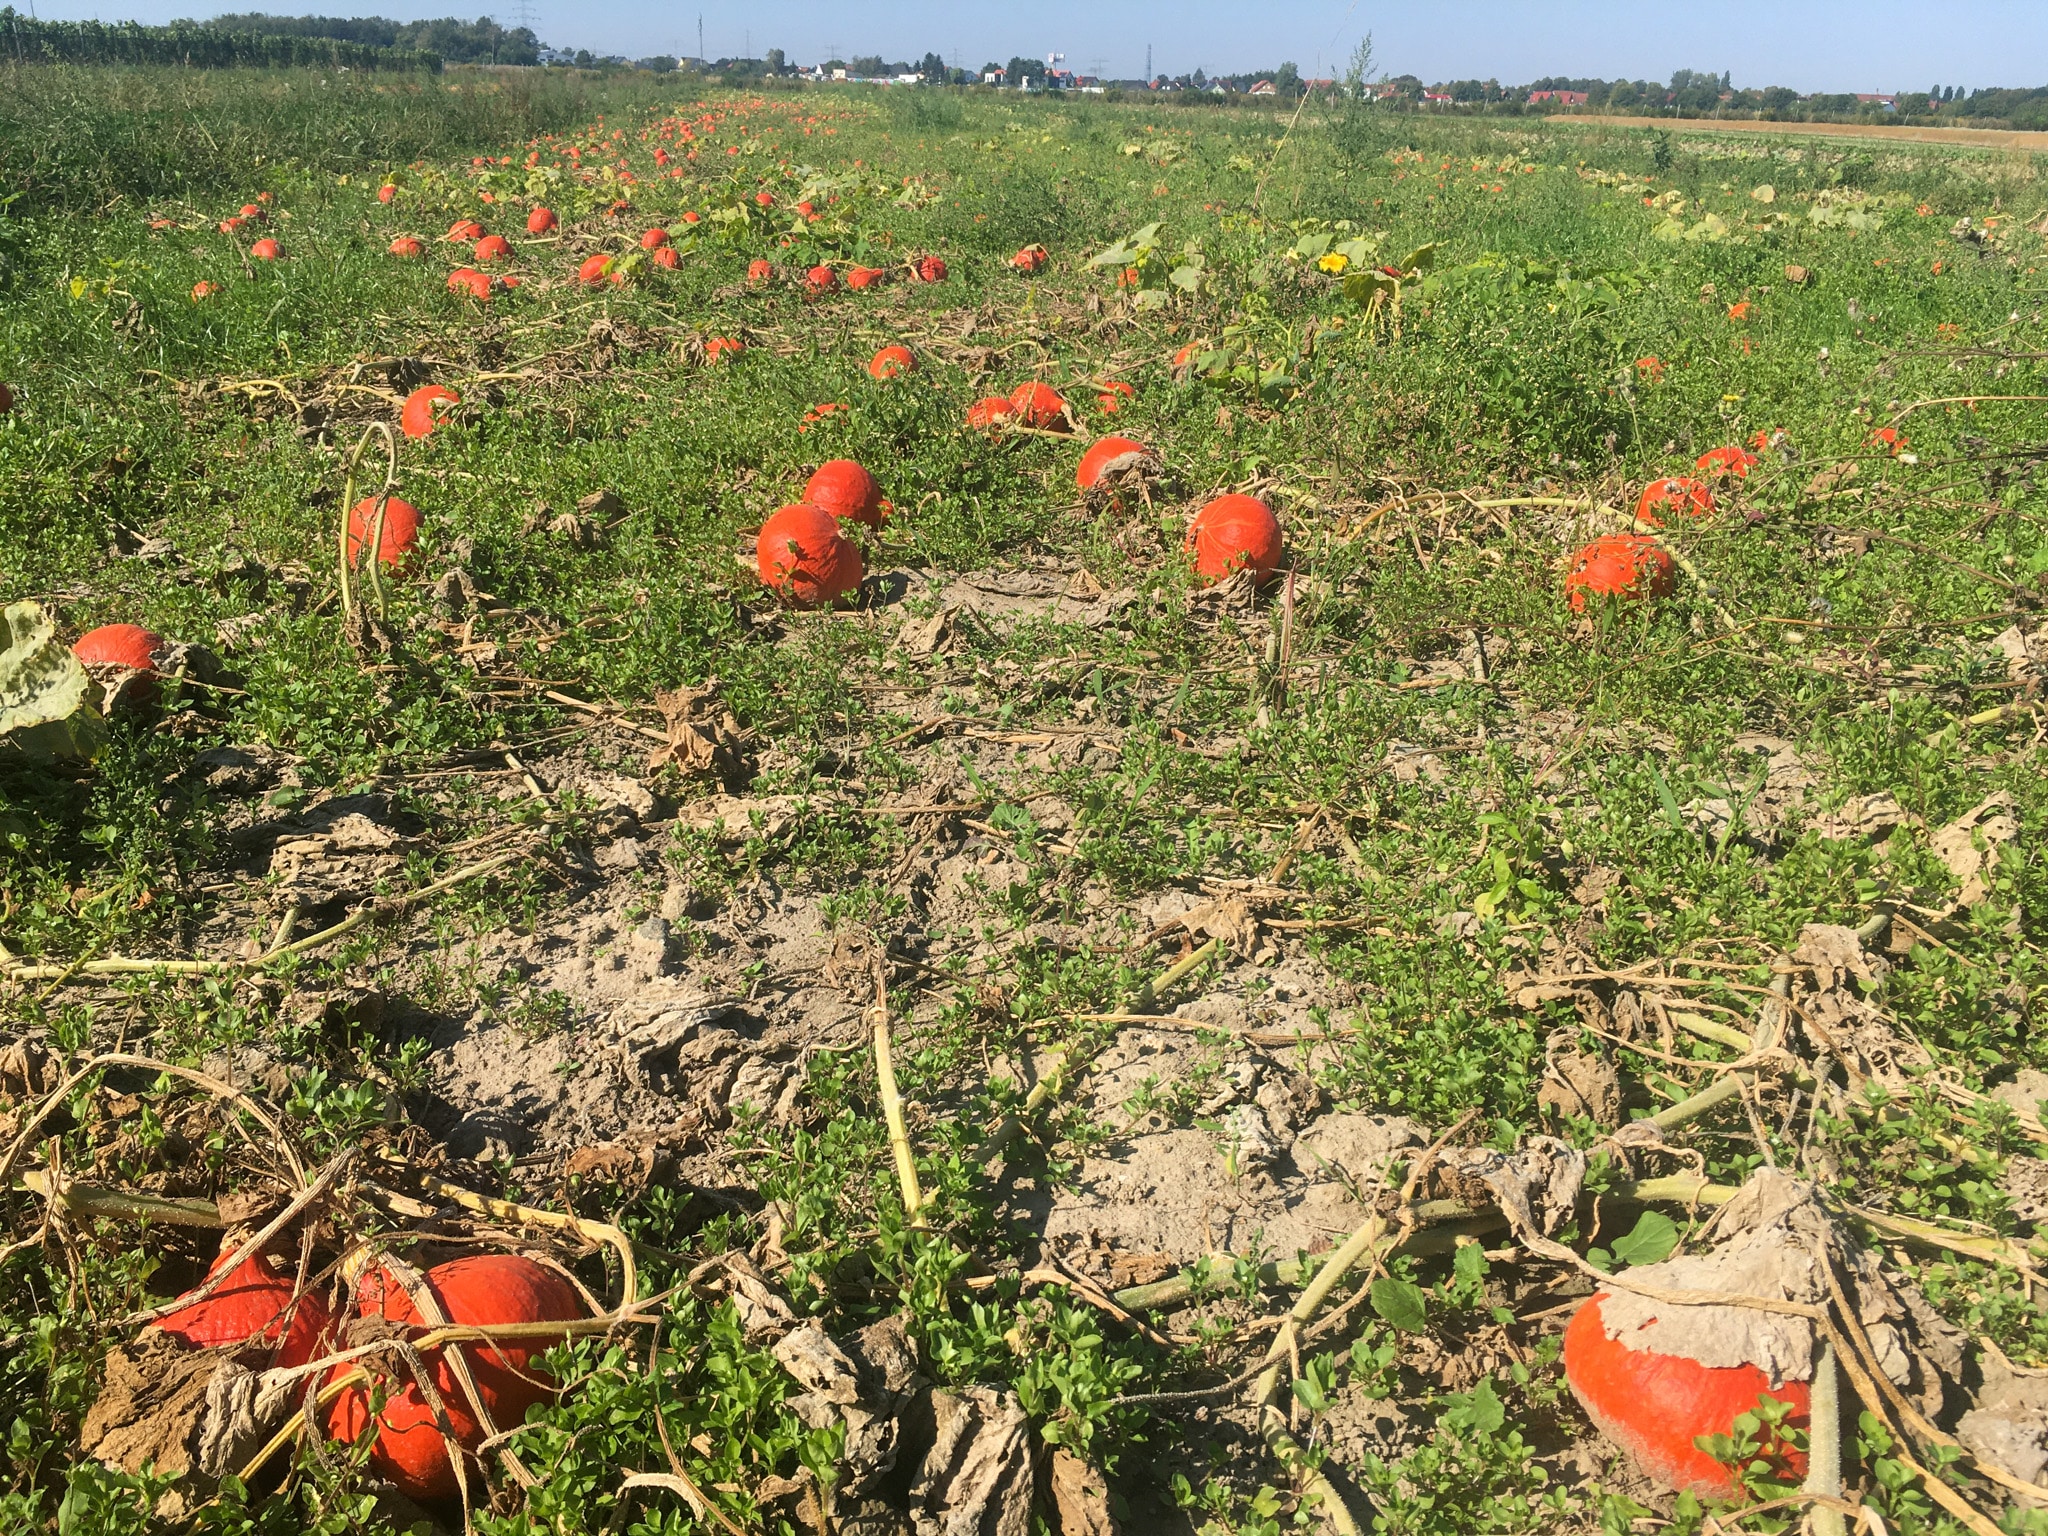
(696, 14), (703, 63)
(1146, 43), (1151, 82)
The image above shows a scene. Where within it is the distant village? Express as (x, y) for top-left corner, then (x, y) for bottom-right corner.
(549, 51), (2042, 127)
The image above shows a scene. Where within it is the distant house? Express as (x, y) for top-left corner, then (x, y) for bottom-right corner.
(983, 69), (1003, 84)
(1527, 89), (1587, 107)
(1248, 79), (1275, 96)
(1856, 92), (1898, 111)
(1422, 91), (1453, 105)
(1305, 77), (1336, 94)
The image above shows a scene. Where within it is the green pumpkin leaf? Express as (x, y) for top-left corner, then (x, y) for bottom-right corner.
(1369, 1277), (1428, 1333)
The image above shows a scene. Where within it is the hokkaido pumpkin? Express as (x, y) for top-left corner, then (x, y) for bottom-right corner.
(526, 207), (558, 234)
(1096, 381), (1135, 413)
(805, 264), (837, 292)
(444, 219), (484, 243)
(388, 236), (425, 258)
(1564, 535), (1675, 611)
(705, 337), (745, 362)
(747, 258), (773, 283)
(757, 504), (863, 608)
(324, 1256), (584, 1502)
(249, 238), (282, 262)
(1011, 244), (1049, 273)
(473, 234), (512, 262)
(151, 1248), (331, 1369)
(651, 246), (681, 269)
(1185, 495), (1282, 584)
(1695, 445), (1758, 480)
(846, 266), (886, 290)
(966, 396), (1018, 430)
(378, 183), (398, 204)
(1008, 382), (1069, 429)
(191, 281), (220, 299)
(867, 345), (914, 380)
(400, 385), (460, 440)
(238, 203), (265, 222)
(1077, 436), (1153, 492)
(913, 255), (947, 283)
(1563, 1294), (1810, 1499)
(446, 268), (492, 300)
(639, 227), (670, 250)
(347, 496), (421, 566)
(73, 624), (164, 672)
(576, 253), (614, 285)
(804, 460), (886, 529)
(1635, 476), (1715, 528)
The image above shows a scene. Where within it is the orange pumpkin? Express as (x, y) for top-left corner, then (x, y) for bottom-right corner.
(1564, 535), (1675, 611)
(1185, 495), (1282, 584)
(757, 504), (863, 607)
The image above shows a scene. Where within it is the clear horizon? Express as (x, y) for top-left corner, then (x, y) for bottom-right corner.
(15, 0), (2048, 96)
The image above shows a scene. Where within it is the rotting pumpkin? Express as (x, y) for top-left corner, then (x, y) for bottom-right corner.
(1565, 534), (1676, 611)
(324, 1255), (584, 1503)
(803, 460), (887, 529)
(347, 495), (421, 567)
(756, 503), (863, 608)
(400, 385), (460, 440)
(1185, 494), (1282, 584)
(1076, 435), (1154, 493)
(1635, 476), (1715, 529)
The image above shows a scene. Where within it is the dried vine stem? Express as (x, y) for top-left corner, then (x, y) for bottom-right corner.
(335, 420), (400, 626)
(976, 938), (1220, 1167)
(5, 845), (530, 986)
(870, 957), (926, 1220)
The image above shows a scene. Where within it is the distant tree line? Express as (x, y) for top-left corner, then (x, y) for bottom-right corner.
(204, 13), (541, 66)
(0, 6), (441, 69)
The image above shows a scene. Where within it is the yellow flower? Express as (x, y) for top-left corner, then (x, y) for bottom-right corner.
(1316, 251), (1350, 274)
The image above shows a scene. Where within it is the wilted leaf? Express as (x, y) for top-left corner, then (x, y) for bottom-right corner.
(1751, 184), (1776, 204)
(0, 601), (105, 761)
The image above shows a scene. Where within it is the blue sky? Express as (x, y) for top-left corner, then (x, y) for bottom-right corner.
(24, 0), (2048, 91)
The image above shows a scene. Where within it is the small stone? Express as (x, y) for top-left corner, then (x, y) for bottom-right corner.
(629, 915), (672, 971)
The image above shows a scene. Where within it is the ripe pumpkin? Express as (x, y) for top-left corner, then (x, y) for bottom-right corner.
(325, 1256), (584, 1503)
(805, 264), (837, 292)
(913, 255), (947, 283)
(238, 203), (265, 222)
(388, 236), (424, 258)
(1011, 244), (1049, 273)
(576, 253), (614, 285)
(249, 238), (282, 262)
(347, 496), (421, 567)
(705, 337), (744, 362)
(1077, 435), (1152, 492)
(966, 396), (1018, 431)
(1695, 445), (1759, 480)
(151, 1248), (331, 1369)
(526, 206), (558, 234)
(378, 183), (398, 204)
(444, 219), (484, 243)
(1565, 534), (1675, 611)
(218, 217), (245, 234)
(73, 624), (164, 672)
(191, 281), (220, 299)
(446, 268), (492, 300)
(804, 460), (885, 529)
(1563, 1294), (1810, 1499)
(1186, 495), (1283, 584)
(1008, 382), (1069, 430)
(1635, 476), (1715, 528)
(651, 246), (680, 269)
(400, 385), (460, 440)
(757, 503), (863, 608)
(867, 345), (914, 380)
(473, 234), (512, 262)
(1096, 381), (1135, 413)
(640, 227), (670, 250)
(747, 258), (773, 283)
(846, 266), (886, 290)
